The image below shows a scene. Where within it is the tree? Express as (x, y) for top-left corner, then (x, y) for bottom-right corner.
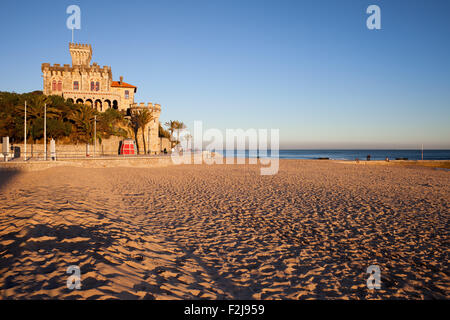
(175, 121), (186, 147)
(164, 120), (178, 148)
(46, 118), (72, 140)
(0, 102), (18, 140)
(14, 95), (57, 157)
(48, 95), (77, 123)
(184, 133), (192, 151)
(136, 109), (154, 155)
(128, 110), (141, 154)
(158, 123), (171, 139)
(97, 108), (127, 144)
(165, 120), (185, 148)
(69, 103), (97, 145)
(0, 91), (139, 150)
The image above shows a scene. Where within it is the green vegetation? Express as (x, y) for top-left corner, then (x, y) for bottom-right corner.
(164, 120), (177, 148)
(127, 108), (155, 154)
(159, 124), (171, 139)
(0, 91), (168, 150)
(136, 109), (154, 155)
(0, 91), (128, 146)
(164, 120), (186, 148)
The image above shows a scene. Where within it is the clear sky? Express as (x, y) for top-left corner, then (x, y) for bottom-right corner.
(1, 0), (449, 149)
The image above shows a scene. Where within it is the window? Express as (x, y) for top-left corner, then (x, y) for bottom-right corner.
(73, 81), (79, 91)
(125, 90), (129, 99)
(96, 82), (100, 91)
(52, 80), (57, 91)
(57, 81), (62, 91)
(91, 81), (95, 91)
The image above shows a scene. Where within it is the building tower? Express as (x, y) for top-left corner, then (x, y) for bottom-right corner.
(69, 43), (92, 66)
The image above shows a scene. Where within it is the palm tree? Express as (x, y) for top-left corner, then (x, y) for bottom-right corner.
(164, 120), (186, 148)
(184, 133), (192, 151)
(128, 110), (141, 154)
(97, 108), (127, 144)
(158, 124), (171, 139)
(16, 95), (56, 157)
(164, 120), (178, 148)
(69, 104), (97, 150)
(136, 109), (154, 154)
(175, 121), (186, 147)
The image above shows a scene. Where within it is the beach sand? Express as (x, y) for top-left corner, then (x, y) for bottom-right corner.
(0, 160), (448, 299)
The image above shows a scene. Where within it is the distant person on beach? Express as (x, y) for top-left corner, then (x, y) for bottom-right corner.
(385, 157), (389, 162)
(367, 155), (371, 161)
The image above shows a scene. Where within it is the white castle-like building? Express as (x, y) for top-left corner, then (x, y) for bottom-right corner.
(41, 43), (162, 153)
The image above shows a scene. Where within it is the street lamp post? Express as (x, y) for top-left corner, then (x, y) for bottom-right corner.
(94, 115), (97, 158)
(147, 125), (150, 155)
(44, 103), (47, 161)
(24, 100), (27, 161)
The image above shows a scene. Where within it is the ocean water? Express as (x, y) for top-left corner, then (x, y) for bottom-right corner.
(220, 150), (450, 161)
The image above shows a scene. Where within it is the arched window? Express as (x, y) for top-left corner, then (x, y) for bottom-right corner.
(57, 81), (62, 91)
(52, 80), (57, 91)
(95, 82), (100, 91)
(91, 81), (95, 91)
(73, 81), (79, 91)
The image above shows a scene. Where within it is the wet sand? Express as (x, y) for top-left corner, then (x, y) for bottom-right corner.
(0, 160), (448, 299)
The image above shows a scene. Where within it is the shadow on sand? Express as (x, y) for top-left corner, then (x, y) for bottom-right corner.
(0, 169), (20, 192)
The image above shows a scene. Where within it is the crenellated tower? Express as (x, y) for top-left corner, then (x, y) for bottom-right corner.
(69, 43), (92, 66)
(130, 103), (162, 154)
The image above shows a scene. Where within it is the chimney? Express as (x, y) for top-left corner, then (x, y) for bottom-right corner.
(120, 76), (123, 84)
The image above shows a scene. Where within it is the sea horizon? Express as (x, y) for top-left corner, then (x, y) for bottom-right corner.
(217, 149), (450, 161)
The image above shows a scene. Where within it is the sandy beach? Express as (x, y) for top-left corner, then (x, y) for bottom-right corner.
(0, 160), (448, 299)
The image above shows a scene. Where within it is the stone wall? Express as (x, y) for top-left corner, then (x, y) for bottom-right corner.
(131, 103), (162, 154)
(160, 137), (172, 153)
(0, 157), (174, 172)
(1, 136), (121, 159)
(0, 136), (172, 159)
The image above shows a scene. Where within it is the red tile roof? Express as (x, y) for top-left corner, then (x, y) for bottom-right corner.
(111, 81), (137, 91)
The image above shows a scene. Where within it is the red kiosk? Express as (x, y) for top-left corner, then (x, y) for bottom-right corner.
(119, 139), (137, 155)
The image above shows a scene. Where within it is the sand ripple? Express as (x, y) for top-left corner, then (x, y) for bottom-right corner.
(0, 160), (448, 299)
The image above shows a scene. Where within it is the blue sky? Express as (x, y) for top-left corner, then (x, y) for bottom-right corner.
(0, 0), (449, 148)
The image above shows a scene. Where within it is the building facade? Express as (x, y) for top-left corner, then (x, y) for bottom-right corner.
(41, 43), (162, 153)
